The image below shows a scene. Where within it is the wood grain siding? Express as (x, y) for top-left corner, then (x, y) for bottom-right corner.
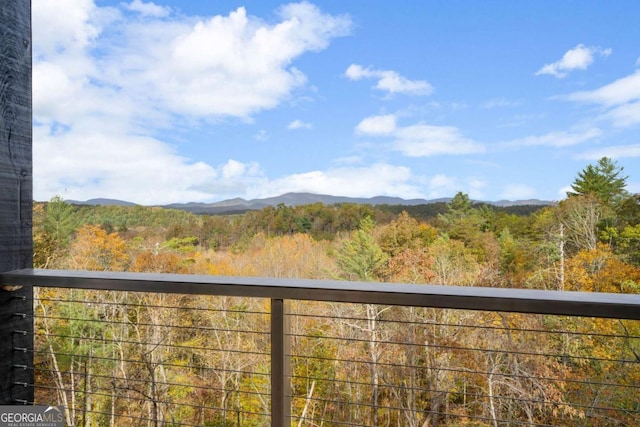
(0, 0), (33, 404)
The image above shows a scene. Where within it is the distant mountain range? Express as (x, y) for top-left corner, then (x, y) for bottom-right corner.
(67, 198), (138, 207)
(67, 192), (552, 215)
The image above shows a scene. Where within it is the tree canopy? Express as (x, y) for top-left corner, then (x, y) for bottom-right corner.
(567, 157), (628, 206)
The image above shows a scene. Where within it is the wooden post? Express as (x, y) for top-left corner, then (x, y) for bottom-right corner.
(0, 0), (33, 404)
(271, 299), (291, 427)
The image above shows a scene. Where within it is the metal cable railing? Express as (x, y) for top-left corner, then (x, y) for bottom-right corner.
(288, 303), (639, 427)
(26, 289), (272, 427)
(1, 268), (639, 427)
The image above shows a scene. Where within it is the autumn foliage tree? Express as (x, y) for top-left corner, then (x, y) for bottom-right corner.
(66, 224), (129, 271)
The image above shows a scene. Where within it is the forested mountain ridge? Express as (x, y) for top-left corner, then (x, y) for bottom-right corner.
(36, 197), (548, 255)
(35, 192), (639, 291)
(66, 192), (552, 214)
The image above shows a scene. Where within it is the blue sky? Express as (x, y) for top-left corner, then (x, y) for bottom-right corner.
(32, 0), (640, 205)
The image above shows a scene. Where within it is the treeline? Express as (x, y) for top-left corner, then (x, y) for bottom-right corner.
(31, 157), (640, 426)
(34, 198), (549, 269)
(33, 195), (640, 290)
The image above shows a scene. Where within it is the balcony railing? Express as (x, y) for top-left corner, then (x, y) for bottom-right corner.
(1, 268), (639, 427)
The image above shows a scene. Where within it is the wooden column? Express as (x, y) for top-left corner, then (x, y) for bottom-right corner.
(0, 0), (33, 404)
(270, 299), (291, 427)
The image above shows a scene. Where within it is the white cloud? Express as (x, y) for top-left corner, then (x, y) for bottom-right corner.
(355, 114), (397, 135)
(254, 130), (269, 141)
(34, 1), (352, 123)
(567, 71), (640, 127)
(149, 4), (351, 118)
(31, 1), (352, 203)
(222, 159), (251, 179)
(577, 144), (640, 160)
(256, 164), (423, 199)
(345, 64), (433, 96)
(601, 102), (640, 127)
(34, 121), (270, 204)
(125, 0), (170, 17)
(508, 128), (602, 147)
(394, 124), (484, 157)
(32, 0), (103, 57)
(536, 44), (611, 78)
(568, 71), (640, 106)
(32, 62), (86, 122)
(288, 119), (313, 130)
(467, 178), (488, 200)
(426, 174), (458, 198)
(500, 184), (536, 200)
(333, 155), (363, 165)
(557, 185), (573, 199)
(33, 125), (232, 204)
(482, 97), (520, 109)
(355, 115), (483, 157)
(422, 174), (488, 200)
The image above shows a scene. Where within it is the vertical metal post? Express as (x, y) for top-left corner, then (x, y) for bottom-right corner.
(271, 298), (291, 427)
(0, 0), (34, 405)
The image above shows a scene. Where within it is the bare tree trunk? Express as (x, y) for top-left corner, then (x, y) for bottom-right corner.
(48, 339), (74, 427)
(297, 380), (316, 427)
(82, 356), (88, 427)
(110, 374), (116, 427)
(70, 348), (76, 426)
(38, 296), (74, 426)
(488, 365), (499, 427)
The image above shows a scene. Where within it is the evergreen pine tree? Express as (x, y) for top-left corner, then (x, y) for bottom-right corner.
(567, 157), (628, 206)
(336, 216), (387, 281)
(43, 196), (78, 248)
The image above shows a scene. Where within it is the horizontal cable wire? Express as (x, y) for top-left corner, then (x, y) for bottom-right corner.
(30, 313), (270, 336)
(290, 408), (567, 427)
(289, 416), (372, 427)
(36, 296), (269, 316)
(32, 364), (269, 382)
(25, 343), (640, 396)
(290, 409), (561, 427)
(289, 394), (578, 427)
(290, 380), (640, 416)
(28, 378), (269, 415)
(290, 311), (640, 340)
(26, 349), (270, 378)
(288, 331), (636, 365)
(24, 399), (270, 426)
(31, 331), (270, 358)
(30, 381), (269, 412)
(31, 366), (270, 399)
(291, 353), (640, 390)
(290, 371), (637, 409)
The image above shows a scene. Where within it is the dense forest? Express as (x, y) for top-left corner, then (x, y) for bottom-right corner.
(32, 157), (640, 426)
